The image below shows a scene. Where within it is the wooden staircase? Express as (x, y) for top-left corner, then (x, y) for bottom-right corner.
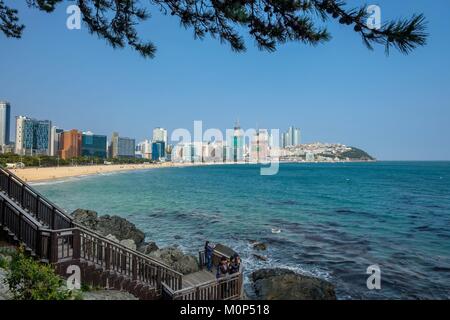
(0, 167), (182, 300)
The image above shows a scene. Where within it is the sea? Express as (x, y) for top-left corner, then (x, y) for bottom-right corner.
(33, 162), (450, 299)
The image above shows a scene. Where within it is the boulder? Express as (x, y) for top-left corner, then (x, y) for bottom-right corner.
(253, 254), (268, 261)
(149, 247), (199, 275)
(120, 239), (137, 251)
(137, 242), (159, 255)
(105, 234), (136, 250)
(252, 242), (268, 251)
(106, 234), (119, 242)
(72, 209), (145, 246)
(72, 209), (98, 230)
(251, 268), (336, 300)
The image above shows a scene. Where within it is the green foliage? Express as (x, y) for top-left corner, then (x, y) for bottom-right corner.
(0, 255), (9, 269)
(0, 153), (153, 168)
(341, 147), (374, 160)
(5, 247), (74, 300)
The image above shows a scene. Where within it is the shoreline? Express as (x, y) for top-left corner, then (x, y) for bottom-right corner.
(10, 162), (207, 183)
(10, 160), (376, 183)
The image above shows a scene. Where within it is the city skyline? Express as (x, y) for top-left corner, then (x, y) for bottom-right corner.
(1, 1), (449, 160)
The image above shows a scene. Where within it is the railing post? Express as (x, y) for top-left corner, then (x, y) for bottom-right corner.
(51, 206), (56, 230)
(21, 184), (25, 207)
(105, 243), (111, 270)
(132, 256), (137, 281)
(18, 211), (22, 241)
(35, 229), (42, 258)
(7, 175), (11, 195)
(73, 229), (81, 261)
(35, 195), (40, 220)
(156, 267), (162, 288)
(50, 231), (58, 263)
(0, 199), (4, 227)
(178, 274), (182, 291)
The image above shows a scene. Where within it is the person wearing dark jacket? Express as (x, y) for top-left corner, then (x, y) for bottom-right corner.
(216, 256), (229, 279)
(204, 241), (214, 272)
(229, 255), (241, 274)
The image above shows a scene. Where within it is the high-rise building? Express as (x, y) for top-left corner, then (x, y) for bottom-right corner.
(151, 141), (166, 161)
(60, 129), (82, 160)
(81, 131), (107, 158)
(110, 132), (135, 158)
(251, 129), (270, 163)
(136, 140), (152, 159)
(233, 120), (244, 162)
(0, 101), (11, 147)
(15, 116), (52, 156)
(293, 128), (301, 146)
(282, 126), (301, 147)
(152, 127), (168, 145)
(50, 126), (64, 157)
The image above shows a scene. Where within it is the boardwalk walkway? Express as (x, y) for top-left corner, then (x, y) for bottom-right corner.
(0, 167), (243, 300)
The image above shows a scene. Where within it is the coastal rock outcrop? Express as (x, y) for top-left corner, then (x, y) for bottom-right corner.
(137, 242), (159, 255)
(105, 234), (137, 250)
(149, 247), (200, 275)
(72, 209), (145, 245)
(72, 209), (200, 275)
(251, 268), (336, 300)
(251, 242), (268, 251)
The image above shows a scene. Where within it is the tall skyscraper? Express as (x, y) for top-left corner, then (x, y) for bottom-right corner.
(152, 127), (168, 145)
(293, 128), (301, 146)
(281, 132), (290, 148)
(110, 132), (135, 158)
(15, 116), (52, 156)
(233, 120), (244, 162)
(282, 126), (301, 147)
(60, 129), (82, 160)
(151, 141), (166, 161)
(136, 140), (152, 159)
(251, 129), (269, 163)
(0, 101), (11, 147)
(50, 126), (64, 157)
(81, 131), (107, 158)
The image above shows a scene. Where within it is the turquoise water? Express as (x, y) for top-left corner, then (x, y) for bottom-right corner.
(34, 162), (450, 299)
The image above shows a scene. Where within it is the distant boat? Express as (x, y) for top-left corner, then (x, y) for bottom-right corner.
(271, 228), (281, 234)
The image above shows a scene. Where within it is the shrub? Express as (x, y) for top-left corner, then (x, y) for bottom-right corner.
(5, 247), (74, 300)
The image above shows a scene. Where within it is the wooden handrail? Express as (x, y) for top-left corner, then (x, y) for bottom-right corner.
(0, 168), (73, 224)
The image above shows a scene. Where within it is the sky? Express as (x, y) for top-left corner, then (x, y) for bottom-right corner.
(0, 1), (449, 160)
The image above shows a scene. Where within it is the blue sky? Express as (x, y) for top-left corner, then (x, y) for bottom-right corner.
(1, 1), (449, 160)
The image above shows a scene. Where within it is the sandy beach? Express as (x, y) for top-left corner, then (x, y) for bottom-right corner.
(9, 162), (203, 183)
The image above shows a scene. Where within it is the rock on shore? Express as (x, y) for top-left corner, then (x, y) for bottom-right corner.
(251, 268), (336, 300)
(72, 209), (145, 245)
(72, 209), (199, 275)
(149, 246), (200, 275)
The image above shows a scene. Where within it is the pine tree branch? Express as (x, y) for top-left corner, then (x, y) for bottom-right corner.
(1, 0), (428, 58)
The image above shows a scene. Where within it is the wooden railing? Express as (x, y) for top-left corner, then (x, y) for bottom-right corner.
(0, 168), (72, 230)
(48, 226), (183, 291)
(162, 272), (242, 300)
(0, 167), (183, 292)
